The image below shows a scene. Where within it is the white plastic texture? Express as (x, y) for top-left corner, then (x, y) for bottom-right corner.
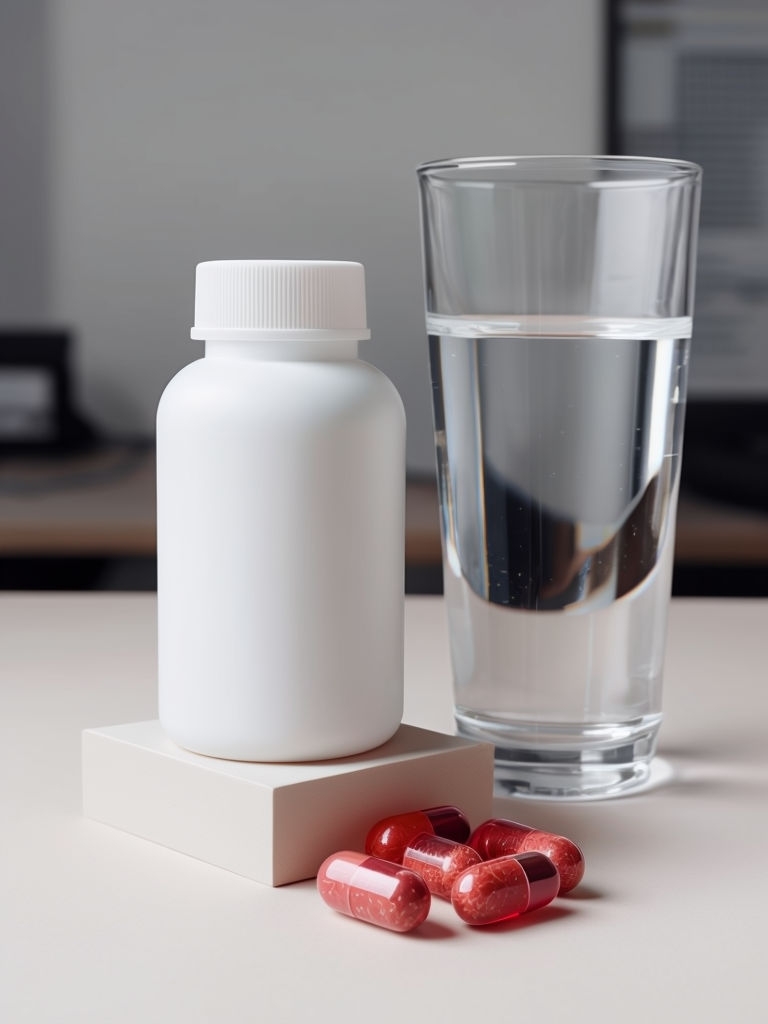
(157, 260), (406, 761)
(190, 260), (371, 342)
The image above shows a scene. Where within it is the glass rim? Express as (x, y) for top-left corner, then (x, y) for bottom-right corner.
(416, 154), (702, 184)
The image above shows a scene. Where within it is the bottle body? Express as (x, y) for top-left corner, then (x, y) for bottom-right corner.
(157, 340), (405, 761)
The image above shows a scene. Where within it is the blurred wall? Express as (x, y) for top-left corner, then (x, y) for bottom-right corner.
(0, 1), (49, 320)
(20, 0), (601, 472)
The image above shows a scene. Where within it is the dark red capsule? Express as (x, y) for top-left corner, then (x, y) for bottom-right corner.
(424, 805), (471, 843)
(514, 851), (560, 911)
(402, 833), (482, 899)
(469, 818), (585, 894)
(365, 805), (470, 863)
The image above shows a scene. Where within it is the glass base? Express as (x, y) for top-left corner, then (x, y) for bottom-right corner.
(456, 712), (662, 801)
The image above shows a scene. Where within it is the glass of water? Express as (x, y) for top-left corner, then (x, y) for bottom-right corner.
(417, 155), (701, 799)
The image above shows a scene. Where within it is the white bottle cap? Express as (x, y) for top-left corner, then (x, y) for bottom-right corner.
(191, 260), (371, 342)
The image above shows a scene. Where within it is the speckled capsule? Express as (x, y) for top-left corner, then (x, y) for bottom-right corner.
(402, 833), (482, 899)
(451, 855), (531, 926)
(365, 805), (470, 863)
(469, 818), (585, 894)
(317, 851), (431, 933)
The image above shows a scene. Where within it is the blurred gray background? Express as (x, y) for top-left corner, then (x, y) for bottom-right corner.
(0, 0), (602, 472)
(4, 0), (765, 595)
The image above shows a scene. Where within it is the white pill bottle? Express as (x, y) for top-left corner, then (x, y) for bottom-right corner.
(157, 260), (405, 761)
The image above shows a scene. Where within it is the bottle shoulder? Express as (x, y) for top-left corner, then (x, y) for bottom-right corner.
(157, 356), (404, 429)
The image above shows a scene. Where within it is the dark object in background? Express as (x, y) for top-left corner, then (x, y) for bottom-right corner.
(608, 1), (768, 516)
(682, 402), (768, 512)
(0, 328), (96, 454)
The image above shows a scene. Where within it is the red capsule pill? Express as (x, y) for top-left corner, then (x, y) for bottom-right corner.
(365, 805), (470, 863)
(451, 855), (530, 926)
(402, 833), (482, 899)
(317, 851), (431, 933)
(469, 818), (585, 894)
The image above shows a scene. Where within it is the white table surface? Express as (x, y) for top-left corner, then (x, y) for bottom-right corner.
(2, 594), (767, 1023)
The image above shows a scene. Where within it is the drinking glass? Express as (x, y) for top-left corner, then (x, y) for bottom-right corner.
(417, 155), (701, 799)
